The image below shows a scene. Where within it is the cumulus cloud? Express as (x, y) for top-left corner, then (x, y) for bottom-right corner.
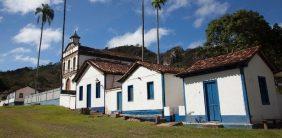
(167, 0), (190, 13)
(187, 40), (204, 49)
(1, 47), (31, 57)
(193, 0), (229, 28)
(14, 55), (50, 65)
(89, 0), (111, 4)
(13, 24), (61, 50)
(1, 0), (63, 14)
(107, 27), (171, 48)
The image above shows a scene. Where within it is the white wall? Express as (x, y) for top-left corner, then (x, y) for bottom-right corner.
(62, 75), (76, 91)
(183, 69), (247, 117)
(122, 66), (163, 112)
(76, 66), (105, 109)
(164, 74), (184, 110)
(60, 94), (76, 109)
(244, 54), (281, 123)
(105, 88), (121, 114)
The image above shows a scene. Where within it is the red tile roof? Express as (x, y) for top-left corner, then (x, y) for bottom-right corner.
(118, 61), (185, 82)
(177, 46), (264, 77)
(73, 59), (131, 82)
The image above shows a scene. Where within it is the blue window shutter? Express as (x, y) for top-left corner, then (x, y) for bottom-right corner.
(147, 82), (154, 99)
(258, 76), (270, 105)
(79, 86), (83, 101)
(128, 85), (133, 102)
(96, 82), (101, 98)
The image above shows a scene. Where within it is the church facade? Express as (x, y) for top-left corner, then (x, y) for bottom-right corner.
(62, 32), (139, 92)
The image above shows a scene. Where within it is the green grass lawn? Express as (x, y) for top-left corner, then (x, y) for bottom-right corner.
(0, 106), (282, 138)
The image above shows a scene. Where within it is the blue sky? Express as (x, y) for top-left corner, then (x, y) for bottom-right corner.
(0, 0), (281, 71)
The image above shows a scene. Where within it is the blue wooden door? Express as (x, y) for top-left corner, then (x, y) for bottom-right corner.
(204, 81), (221, 121)
(117, 92), (122, 111)
(87, 84), (91, 108)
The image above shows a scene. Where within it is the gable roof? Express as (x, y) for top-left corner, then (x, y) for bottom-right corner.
(79, 46), (141, 62)
(118, 61), (185, 82)
(73, 59), (131, 82)
(177, 46), (277, 78)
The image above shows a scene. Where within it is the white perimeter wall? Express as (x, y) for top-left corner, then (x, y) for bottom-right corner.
(164, 74), (184, 109)
(76, 66), (105, 109)
(105, 88), (121, 114)
(244, 54), (281, 122)
(122, 66), (163, 111)
(184, 69), (247, 116)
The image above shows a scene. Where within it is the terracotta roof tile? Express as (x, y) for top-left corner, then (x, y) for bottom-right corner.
(73, 59), (131, 82)
(118, 61), (185, 82)
(177, 46), (260, 77)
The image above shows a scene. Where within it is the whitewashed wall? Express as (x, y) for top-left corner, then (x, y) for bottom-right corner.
(122, 67), (163, 112)
(183, 69), (247, 117)
(164, 74), (184, 109)
(105, 88), (122, 114)
(62, 75), (76, 91)
(60, 94), (76, 109)
(244, 54), (281, 123)
(76, 66), (105, 109)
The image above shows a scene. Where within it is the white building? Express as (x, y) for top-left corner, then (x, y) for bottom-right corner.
(5, 86), (36, 106)
(118, 61), (184, 119)
(72, 59), (131, 113)
(60, 32), (138, 109)
(177, 46), (281, 127)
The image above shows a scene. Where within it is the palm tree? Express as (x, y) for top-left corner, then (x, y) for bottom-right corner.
(35, 4), (54, 92)
(152, 0), (166, 64)
(60, 0), (67, 93)
(141, 0), (145, 61)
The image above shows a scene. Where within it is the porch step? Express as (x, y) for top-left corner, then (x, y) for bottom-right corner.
(202, 122), (223, 128)
(157, 122), (183, 127)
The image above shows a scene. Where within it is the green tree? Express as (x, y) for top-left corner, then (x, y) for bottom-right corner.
(205, 10), (271, 52)
(152, 0), (167, 64)
(35, 4), (54, 92)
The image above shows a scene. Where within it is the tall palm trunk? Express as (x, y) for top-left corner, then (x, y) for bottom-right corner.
(61, 0), (67, 92)
(156, 8), (160, 64)
(35, 21), (44, 93)
(141, 0), (145, 61)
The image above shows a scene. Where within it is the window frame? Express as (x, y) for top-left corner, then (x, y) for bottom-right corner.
(128, 85), (133, 102)
(96, 81), (101, 98)
(19, 93), (23, 98)
(79, 86), (83, 101)
(147, 81), (154, 100)
(258, 76), (270, 105)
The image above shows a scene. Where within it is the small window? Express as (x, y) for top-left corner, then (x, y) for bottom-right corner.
(68, 60), (70, 71)
(73, 57), (76, 70)
(96, 82), (101, 98)
(63, 62), (65, 72)
(19, 93), (23, 98)
(79, 86), (83, 101)
(128, 85), (133, 102)
(147, 82), (154, 100)
(258, 76), (270, 105)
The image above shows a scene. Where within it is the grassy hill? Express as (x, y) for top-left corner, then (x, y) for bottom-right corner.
(1, 106), (282, 137)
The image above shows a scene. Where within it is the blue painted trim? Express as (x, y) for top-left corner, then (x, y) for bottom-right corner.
(186, 115), (250, 124)
(182, 78), (188, 121)
(240, 68), (251, 124)
(161, 74), (166, 117)
(175, 114), (186, 122)
(122, 109), (163, 116)
(90, 107), (105, 113)
(203, 80), (222, 122)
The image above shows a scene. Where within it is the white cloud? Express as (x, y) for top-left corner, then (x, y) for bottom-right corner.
(1, 0), (63, 14)
(187, 40), (204, 49)
(14, 55), (50, 65)
(167, 0), (190, 13)
(193, 0), (229, 28)
(13, 24), (61, 50)
(0, 16), (3, 22)
(107, 27), (171, 48)
(1, 47), (31, 57)
(89, 0), (111, 4)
